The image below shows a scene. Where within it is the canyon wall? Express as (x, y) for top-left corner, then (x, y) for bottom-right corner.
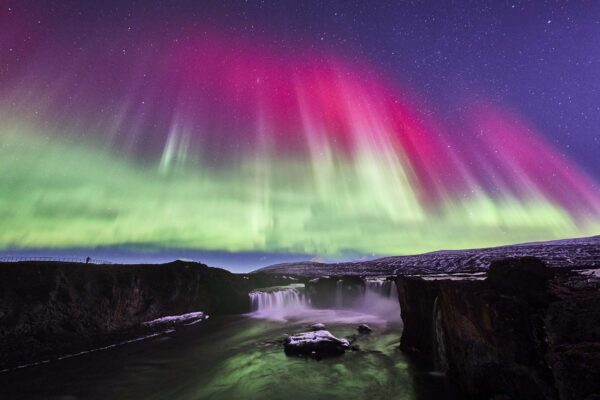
(396, 257), (600, 400)
(0, 260), (288, 369)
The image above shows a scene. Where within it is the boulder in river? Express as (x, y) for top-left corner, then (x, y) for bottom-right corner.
(284, 330), (350, 358)
(310, 323), (326, 331)
(357, 324), (372, 334)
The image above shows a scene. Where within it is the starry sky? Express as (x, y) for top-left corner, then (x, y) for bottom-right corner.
(1, 1), (599, 265)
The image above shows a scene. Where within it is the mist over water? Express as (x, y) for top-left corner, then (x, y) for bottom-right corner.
(0, 279), (453, 400)
(249, 284), (311, 321)
(249, 280), (401, 325)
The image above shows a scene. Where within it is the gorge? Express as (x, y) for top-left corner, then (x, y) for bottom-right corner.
(1, 236), (599, 399)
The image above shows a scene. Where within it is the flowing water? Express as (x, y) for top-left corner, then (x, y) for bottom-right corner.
(0, 283), (452, 400)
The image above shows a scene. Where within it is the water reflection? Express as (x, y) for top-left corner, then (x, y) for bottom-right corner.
(0, 313), (451, 400)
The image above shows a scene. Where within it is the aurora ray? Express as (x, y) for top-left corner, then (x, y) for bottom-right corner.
(1, 11), (599, 256)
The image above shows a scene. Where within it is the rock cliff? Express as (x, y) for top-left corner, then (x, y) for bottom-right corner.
(0, 260), (290, 370)
(396, 257), (600, 400)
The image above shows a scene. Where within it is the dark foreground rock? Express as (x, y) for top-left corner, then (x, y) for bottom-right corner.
(396, 257), (600, 400)
(284, 330), (350, 358)
(0, 261), (294, 370)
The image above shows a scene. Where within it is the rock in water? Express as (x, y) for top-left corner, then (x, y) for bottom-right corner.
(357, 324), (372, 334)
(310, 323), (326, 331)
(284, 330), (350, 358)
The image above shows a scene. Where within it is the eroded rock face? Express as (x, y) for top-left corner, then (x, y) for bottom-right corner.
(305, 276), (365, 308)
(396, 257), (600, 400)
(283, 330), (350, 358)
(544, 270), (600, 400)
(0, 261), (294, 370)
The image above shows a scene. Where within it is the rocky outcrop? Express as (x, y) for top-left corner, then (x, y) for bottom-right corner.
(284, 330), (350, 358)
(0, 260), (291, 370)
(305, 276), (365, 308)
(396, 257), (600, 400)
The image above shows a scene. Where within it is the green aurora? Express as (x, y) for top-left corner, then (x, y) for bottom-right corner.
(2, 122), (598, 256)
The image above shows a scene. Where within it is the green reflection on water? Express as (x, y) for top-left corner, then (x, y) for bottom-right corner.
(191, 321), (417, 400)
(0, 316), (449, 400)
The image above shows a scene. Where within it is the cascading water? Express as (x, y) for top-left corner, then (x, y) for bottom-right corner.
(249, 278), (401, 324)
(357, 278), (401, 322)
(249, 284), (310, 321)
(364, 278), (398, 299)
(432, 296), (448, 373)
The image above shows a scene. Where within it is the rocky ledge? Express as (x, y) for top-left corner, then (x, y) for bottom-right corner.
(0, 260), (293, 370)
(396, 257), (600, 400)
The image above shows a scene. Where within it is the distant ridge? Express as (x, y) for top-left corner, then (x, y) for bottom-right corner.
(254, 235), (600, 277)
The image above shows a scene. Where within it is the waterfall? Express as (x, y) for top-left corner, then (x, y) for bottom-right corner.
(249, 284), (310, 320)
(432, 296), (448, 372)
(357, 277), (401, 321)
(364, 278), (397, 299)
(248, 278), (400, 323)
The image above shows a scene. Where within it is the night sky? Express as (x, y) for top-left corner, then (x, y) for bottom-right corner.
(1, 1), (599, 264)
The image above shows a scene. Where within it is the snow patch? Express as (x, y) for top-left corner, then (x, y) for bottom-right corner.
(418, 272), (487, 281)
(287, 330), (349, 347)
(577, 269), (600, 279)
(143, 311), (207, 326)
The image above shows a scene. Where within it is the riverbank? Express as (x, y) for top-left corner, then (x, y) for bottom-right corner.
(0, 312), (451, 400)
(2, 251), (599, 399)
(0, 260), (295, 370)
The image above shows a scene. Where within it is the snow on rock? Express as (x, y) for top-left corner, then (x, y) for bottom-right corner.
(256, 235), (600, 277)
(284, 330), (350, 358)
(576, 268), (600, 279)
(310, 323), (326, 331)
(143, 311), (208, 327)
(418, 272), (487, 281)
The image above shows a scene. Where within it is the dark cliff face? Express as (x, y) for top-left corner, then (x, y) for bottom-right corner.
(0, 261), (291, 370)
(395, 276), (441, 361)
(396, 257), (600, 400)
(305, 276), (365, 308)
(543, 271), (600, 400)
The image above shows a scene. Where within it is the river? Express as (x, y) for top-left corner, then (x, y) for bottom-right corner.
(0, 282), (453, 400)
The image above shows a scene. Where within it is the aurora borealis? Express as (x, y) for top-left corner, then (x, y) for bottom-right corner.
(1, 1), (599, 258)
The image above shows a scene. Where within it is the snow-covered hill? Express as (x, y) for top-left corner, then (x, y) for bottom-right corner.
(255, 235), (600, 277)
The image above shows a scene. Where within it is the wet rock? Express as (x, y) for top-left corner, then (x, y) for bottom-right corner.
(284, 330), (350, 358)
(357, 324), (372, 334)
(310, 323), (326, 331)
(305, 276), (365, 308)
(396, 257), (600, 400)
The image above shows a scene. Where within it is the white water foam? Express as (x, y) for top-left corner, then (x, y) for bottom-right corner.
(249, 280), (401, 325)
(357, 278), (401, 322)
(249, 284), (310, 321)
